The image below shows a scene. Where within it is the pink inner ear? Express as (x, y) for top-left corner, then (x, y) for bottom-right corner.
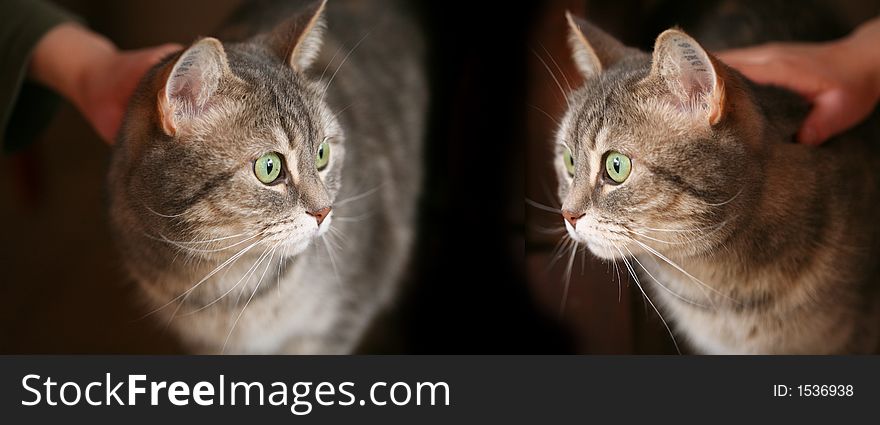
(168, 58), (212, 114)
(160, 38), (227, 136)
(170, 74), (200, 103)
(668, 40), (714, 98)
(682, 70), (712, 100)
(169, 73), (208, 119)
(656, 32), (724, 124)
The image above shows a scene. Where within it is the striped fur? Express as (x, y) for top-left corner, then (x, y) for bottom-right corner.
(108, 0), (426, 353)
(556, 13), (880, 354)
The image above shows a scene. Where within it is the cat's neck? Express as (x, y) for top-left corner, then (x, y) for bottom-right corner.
(657, 130), (831, 305)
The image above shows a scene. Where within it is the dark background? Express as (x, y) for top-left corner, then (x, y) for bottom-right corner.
(0, 0), (572, 354)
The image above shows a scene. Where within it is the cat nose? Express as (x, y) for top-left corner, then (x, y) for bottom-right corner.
(307, 207), (332, 226)
(562, 210), (585, 227)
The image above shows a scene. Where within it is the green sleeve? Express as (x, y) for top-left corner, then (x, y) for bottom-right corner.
(0, 0), (78, 153)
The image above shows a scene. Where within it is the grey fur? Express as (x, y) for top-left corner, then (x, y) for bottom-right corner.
(108, 0), (426, 354)
(555, 13), (880, 353)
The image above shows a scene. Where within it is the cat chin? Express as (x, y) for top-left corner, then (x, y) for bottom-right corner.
(276, 216), (333, 258)
(566, 232), (624, 260)
(584, 242), (625, 260)
(565, 222), (625, 260)
(281, 237), (315, 257)
(317, 215), (332, 236)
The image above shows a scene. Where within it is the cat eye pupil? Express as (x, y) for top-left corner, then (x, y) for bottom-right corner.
(604, 151), (631, 184)
(563, 148), (575, 177)
(316, 141), (331, 170)
(254, 152), (283, 185)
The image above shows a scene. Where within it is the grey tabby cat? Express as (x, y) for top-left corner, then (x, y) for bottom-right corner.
(554, 12), (880, 354)
(108, 0), (426, 353)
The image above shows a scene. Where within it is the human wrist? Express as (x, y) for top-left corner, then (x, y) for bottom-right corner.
(841, 17), (880, 99)
(29, 23), (118, 114)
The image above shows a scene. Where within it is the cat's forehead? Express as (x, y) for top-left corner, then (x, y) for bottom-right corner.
(204, 47), (330, 146)
(564, 69), (647, 150)
(228, 55), (319, 105)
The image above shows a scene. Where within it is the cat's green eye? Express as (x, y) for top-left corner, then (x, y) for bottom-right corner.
(316, 141), (330, 170)
(604, 151), (632, 184)
(563, 148), (575, 177)
(254, 152), (284, 184)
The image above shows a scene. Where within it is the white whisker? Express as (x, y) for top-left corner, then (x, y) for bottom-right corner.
(277, 244), (289, 299)
(624, 245), (708, 309)
(153, 231), (264, 255)
(705, 187), (745, 207)
(629, 238), (731, 303)
(526, 197), (562, 214)
(540, 43), (573, 94)
(140, 237), (264, 319)
(614, 245), (681, 354)
(318, 44), (344, 84)
(143, 204), (186, 218)
(153, 231), (253, 246)
(322, 31), (372, 98)
(182, 242), (278, 316)
(327, 225), (349, 243)
(559, 241), (578, 317)
(321, 234), (342, 287)
(545, 236), (574, 273)
(626, 230), (687, 246)
(529, 104), (562, 126)
(531, 49), (571, 108)
(642, 221), (729, 233)
(332, 212), (375, 222)
(579, 243), (587, 275)
(331, 101), (358, 122)
(613, 256), (622, 302)
(222, 243), (280, 353)
(335, 184), (383, 207)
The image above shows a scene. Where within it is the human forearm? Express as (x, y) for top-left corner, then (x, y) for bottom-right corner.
(719, 16), (880, 145)
(28, 23), (117, 120)
(839, 17), (880, 99)
(26, 22), (179, 144)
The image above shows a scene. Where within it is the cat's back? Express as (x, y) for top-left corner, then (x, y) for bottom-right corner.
(220, 0), (426, 110)
(691, 0), (880, 211)
(708, 1), (880, 353)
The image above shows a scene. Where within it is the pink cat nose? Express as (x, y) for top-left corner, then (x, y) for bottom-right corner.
(307, 207), (332, 226)
(562, 210), (585, 227)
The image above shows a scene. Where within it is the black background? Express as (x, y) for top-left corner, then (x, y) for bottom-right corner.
(0, 0), (572, 354)
(401, 1), (571, 353)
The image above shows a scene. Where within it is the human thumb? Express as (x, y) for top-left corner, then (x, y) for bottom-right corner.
(798, 89), (850, 145)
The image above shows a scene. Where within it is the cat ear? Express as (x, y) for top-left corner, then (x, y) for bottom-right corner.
(649, 29), (726, 125)
(565, 11), (639, 79)
(158, 37), (231, 137)
(269, 0), (327, 72)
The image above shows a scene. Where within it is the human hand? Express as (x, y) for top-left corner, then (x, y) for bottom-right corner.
(718, 18), (880, 145)
(76, 43), (181, 144)
(29, 23), (180, 144)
